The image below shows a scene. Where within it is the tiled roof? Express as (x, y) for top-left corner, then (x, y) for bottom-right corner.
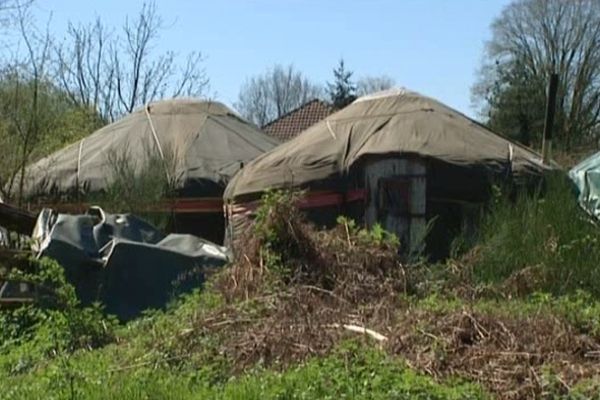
(262, 99), (333, 141)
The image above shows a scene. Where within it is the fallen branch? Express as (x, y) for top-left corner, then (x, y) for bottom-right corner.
(300, 285), (350, 304)
(327, 323), (388, 342)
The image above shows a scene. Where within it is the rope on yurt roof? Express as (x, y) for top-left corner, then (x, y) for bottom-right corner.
(144, 103), (171, 183)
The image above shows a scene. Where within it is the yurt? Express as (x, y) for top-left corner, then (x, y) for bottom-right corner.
(224, 89), (552, 258)
(23, 99), (280, 243)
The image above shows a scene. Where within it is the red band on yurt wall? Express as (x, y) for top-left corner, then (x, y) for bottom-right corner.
(226, 189), (367, 216)
(30, 197), (225, 214)
(169, 198), (223, 213)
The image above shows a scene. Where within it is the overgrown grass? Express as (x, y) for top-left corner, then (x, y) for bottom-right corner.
(4, 179), (600, 399)
(0, 340), (488, 400)
(0, 270), (488, 399)
(4, 278), (600, 399)
(418, 290), (600, 336)
(465, 175), (600, 297)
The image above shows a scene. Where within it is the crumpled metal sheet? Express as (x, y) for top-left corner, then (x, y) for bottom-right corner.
(569, 151), (600, 221)
(32, 206), (229, 320)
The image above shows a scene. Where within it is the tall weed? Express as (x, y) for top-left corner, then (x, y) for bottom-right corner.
(472, 174), (600, 296)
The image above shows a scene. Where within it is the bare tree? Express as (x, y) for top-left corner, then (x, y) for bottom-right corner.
(235, 64), (323, 126)
(0, 1), (101, 204)
(0, 1), (52, 204)
(55, 2), (209, 121)
(0, 0), (29, 28)
(473, 0), (600, 149)
(356, 75), (396, 96)
(0, 0), (33, 57)
(55, 18), (116, 121)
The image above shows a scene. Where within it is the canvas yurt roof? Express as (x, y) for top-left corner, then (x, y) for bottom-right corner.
(224, 88), (549, 201)
(24, 99), (280, 199)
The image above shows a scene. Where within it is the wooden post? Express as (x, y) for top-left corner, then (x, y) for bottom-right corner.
(542, 73), (559, 164)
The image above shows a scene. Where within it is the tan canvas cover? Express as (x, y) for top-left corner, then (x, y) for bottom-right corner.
(23, 99), (280, 199)
(224, 89), (549, 201)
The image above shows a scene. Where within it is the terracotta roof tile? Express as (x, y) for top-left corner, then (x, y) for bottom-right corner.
(262, 99), (333, 141)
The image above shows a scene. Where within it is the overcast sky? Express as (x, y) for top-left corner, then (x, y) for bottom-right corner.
(34, 0), (512, 117)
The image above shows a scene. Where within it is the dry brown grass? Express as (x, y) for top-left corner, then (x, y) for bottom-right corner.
(176, 196), (600, 399)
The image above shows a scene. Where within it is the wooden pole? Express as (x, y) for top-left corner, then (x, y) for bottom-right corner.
(542, 73), (559, 164)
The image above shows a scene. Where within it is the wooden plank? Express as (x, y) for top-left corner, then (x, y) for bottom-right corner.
(408, 159), (427, 256)
(0, 248), (29, 262)
(0, 203), (37, 235)
(0, 248), (31, 282)
(363, 157), (427, 256)
(0, 278), (35, 309)
(0, 298), (34, 304)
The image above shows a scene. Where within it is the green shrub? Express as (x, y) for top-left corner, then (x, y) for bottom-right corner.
(0, 257), (117, 375)
(87, 142), (177, 230)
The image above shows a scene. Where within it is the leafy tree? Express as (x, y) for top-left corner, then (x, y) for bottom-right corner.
(473, 0), (600, 150)
(481, 58), (546, 146)
(327, 59), (357, 110)
(235, 64), (322, 127)
(0, 75), (102, 203)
